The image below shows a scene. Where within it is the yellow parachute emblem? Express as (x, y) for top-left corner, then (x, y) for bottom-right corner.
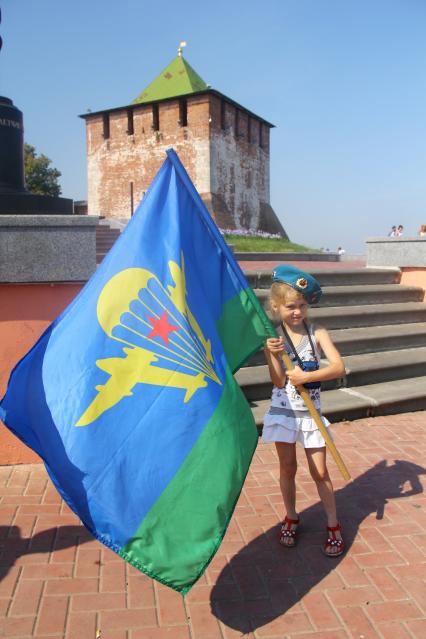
(76, 255), (221, 427)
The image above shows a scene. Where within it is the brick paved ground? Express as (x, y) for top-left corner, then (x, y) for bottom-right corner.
(0, 411), (425, 638)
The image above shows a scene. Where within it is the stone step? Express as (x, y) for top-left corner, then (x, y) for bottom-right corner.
(96, 239), (120, 249)
(96, 231), (120, 255)
(336, 347), (426, 388)
(264, 302), (426, 331)
(96, 228), (120, 235)
(96, 235), (119, 242)
(308, 302), (426, 329)
(245, 267), (401, 289)
(250, 375), (426, 425)
(236, 347), (426, 400)
(96, 230), (120, 236)
(96, 224), (120, 258)
(254, 284), (424, 308)
(243, 322), (426, 367)
(329, 322), (426, 355)
(96, 230), (120, 238)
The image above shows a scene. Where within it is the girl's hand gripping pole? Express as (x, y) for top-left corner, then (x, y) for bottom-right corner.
(280, 351), (351, 481)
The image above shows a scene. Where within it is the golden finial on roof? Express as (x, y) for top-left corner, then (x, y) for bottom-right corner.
(177, 41), (187, 57)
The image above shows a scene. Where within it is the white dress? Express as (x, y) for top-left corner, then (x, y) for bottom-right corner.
(262, 323), (332, 448)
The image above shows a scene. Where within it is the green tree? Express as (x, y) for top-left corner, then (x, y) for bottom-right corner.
(24, 143), (62, 197)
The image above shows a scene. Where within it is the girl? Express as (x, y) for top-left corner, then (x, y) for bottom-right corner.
(263, 264), (346, 557)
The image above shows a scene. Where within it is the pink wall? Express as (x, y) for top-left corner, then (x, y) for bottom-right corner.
(0, 283), (83, 464)
(400, 268), (426, 301)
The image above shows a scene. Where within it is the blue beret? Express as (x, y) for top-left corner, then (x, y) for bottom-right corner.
(272, 264), (322, 304)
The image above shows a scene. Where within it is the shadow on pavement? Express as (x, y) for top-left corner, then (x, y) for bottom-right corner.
(0, 524), (93, 581)
(211, 459), (425, 633)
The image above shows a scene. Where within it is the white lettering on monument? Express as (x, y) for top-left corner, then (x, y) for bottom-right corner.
(0, 118), (21, 129)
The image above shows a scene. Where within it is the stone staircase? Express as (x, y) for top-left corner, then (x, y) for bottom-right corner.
(92, 232), (426, 420)
(237, 268), (426, 425)
(96, 223), (121, 263)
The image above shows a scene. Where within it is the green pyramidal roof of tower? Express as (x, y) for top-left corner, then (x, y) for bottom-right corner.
(132, 55), (209, 104)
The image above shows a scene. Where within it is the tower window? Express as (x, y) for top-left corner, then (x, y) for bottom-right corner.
(179, 99), (188, 127)
(248, 117), (252, 143)
(259, 121), (263, 148)
(130, 181), (134, 216)
(127, 109), (134, 135)
(102, 113), (110, 139)
(152, 104), (159, 131)
(220, 100), (226, 130)
(235, 108), (239, 137)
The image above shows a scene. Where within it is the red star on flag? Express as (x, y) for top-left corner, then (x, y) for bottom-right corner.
(147, 311), (179, 345)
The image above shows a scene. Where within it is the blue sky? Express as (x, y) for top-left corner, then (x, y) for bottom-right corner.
(2, 0), (425, 253)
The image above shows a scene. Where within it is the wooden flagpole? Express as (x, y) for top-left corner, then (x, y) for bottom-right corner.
(280, 351), (351, 481)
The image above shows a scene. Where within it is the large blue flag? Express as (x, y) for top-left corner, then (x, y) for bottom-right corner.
(0, 150), (275, 593)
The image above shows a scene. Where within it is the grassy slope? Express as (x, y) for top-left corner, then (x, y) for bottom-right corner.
(224, 235), (319, 253)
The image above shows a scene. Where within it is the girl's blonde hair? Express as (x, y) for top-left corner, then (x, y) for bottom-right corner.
(270, 282), (305, 310)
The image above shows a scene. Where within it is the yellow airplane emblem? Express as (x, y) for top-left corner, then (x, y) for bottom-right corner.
(76, 255), (221, 427)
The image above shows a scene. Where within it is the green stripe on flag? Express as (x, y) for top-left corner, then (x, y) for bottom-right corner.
(120, 367), (258, 594)
(120, 287), (273, 593)
(216, 287), (276, 372)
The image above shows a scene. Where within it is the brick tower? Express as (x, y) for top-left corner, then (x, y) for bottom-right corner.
(80, 47), (287, 236)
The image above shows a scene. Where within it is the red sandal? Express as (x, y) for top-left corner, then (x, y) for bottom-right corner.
(279, 515), (300, 547)
(323, 523), (345, 557)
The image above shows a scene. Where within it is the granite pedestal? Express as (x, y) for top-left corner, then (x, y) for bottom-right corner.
(0, 214), (98, 282)
(366, 236), (426, 267)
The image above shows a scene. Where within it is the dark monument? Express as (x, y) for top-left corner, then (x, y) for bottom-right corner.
(0, 7), (97, 283)
(0, 9), (72, 214)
